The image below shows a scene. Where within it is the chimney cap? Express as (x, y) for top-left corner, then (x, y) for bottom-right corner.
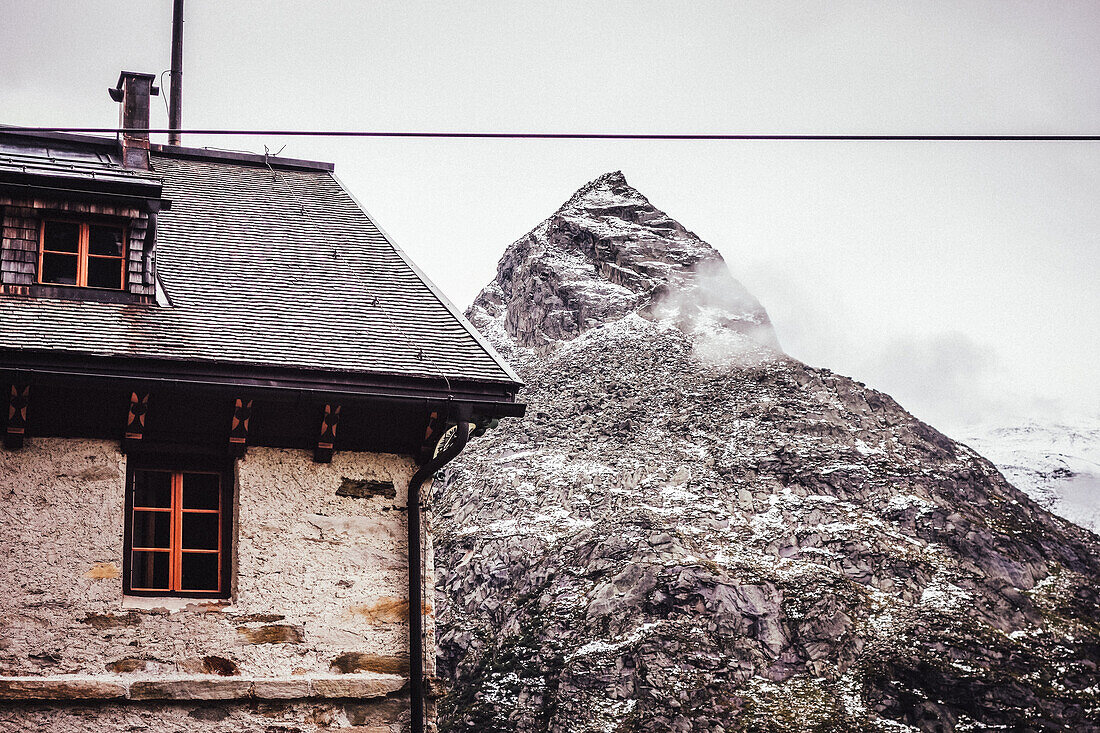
(108, 71), (160, 102)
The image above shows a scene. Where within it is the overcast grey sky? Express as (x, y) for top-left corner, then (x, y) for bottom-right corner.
(2, 1), (1097, 434)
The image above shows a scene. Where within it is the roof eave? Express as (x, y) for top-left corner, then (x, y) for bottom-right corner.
(0, 170), (165, 207)
(0, 348), (525, 419)
(0, 126), (118, 150)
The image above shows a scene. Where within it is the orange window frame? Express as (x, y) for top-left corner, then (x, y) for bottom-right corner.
(126, 467), (231, 597)
(37, 219), (127, 290)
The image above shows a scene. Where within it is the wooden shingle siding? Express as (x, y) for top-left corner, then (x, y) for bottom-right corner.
(0, 195), (153, 294)
(127, 217), (153, 295)
(0, 201), (39, 286)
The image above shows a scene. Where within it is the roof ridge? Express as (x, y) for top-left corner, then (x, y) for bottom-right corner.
(152, 144), (333, 172)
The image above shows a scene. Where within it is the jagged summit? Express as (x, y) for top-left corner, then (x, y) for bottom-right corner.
(559, 170), (639, 210)
(468, 172), (778, 352)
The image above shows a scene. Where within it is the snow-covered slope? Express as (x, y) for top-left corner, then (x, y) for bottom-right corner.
(961, 420), (1100, 535)
(435, 172), (1100, 733)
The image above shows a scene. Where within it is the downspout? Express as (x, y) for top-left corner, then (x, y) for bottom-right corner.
(408, 404), (471, 733)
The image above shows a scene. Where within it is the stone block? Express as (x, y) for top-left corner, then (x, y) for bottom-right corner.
(330, 652), (409, 675)
(337, 478), (397, 500)
(0, 677), (127, 700)
(310, 674), (406, 699)
(228, 613), (286, 623)
(128, 678), (253, 700)
(79, 611), (142, 629)
(105, 658), (150, 673)
(83, 562), (120, 579)
(252, 678), (311, 699)
(200, 656), (240, 676)
(347, 597), (409, 624)
(237, 624), (305, 644)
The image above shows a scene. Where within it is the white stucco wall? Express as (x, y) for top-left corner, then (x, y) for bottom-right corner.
(0, 438), (432, 732)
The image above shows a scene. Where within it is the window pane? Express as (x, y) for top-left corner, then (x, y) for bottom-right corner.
(133, 470), (172, 508)
(86, 256), (123, 290)
(42, 221), (79, 253)
(181, 552), (220, 591)
(132, 510), (171, 549)
(40, 252), (78, 285)
(88, 226), (124, 256)
(182, 513), (219, 550)
(131, 550), (170, 590)
(183, 473), (220, 510)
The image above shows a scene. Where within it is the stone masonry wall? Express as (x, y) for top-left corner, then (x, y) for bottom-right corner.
(0, 438), (432, 732)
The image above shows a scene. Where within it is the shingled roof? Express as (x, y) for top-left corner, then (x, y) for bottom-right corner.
(0, 136), (519, 390)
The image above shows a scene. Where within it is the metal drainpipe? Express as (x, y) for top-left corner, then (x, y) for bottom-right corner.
(408, 404), (471, 733)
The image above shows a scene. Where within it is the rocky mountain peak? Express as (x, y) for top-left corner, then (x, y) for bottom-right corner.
(468, 172), (778, 352)
(556, 170), (659, 217)
(438, 173), (1100, 732)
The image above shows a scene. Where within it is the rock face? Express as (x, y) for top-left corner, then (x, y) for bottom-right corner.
(469, 171), (777, 352)
(434, 172), (1100, 732)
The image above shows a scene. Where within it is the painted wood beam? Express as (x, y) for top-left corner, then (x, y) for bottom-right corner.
(229, 398), (253, 457)
(4, 384), (30, 450)
(313, 403), (341, 463)
(121, 391), (149, 451)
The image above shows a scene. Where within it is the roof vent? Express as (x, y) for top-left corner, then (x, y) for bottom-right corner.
(108, 71), (159, 169)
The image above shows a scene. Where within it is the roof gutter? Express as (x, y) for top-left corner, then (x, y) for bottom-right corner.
(0, 180), (168, 211)
(407, 402), (471, 733)
(0, 351), (523, 418)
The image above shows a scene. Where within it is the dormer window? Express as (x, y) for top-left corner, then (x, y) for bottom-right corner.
(39, 219), (127, 290)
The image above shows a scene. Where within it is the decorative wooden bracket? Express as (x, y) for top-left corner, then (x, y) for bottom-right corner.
(122, 392), (149, 451)
(313, 403), (341, 463)
(418, 410), (442, 463)
(4, 384), (30, 450)
(229, 398), (253, 457)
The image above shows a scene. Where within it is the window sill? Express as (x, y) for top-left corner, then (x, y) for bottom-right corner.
(122, 595), (234, 614)
(0, 283), (152, 304)
(0, 673), (408, 702)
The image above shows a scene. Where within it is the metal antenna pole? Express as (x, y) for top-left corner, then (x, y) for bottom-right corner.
(168, 0), (184, 146)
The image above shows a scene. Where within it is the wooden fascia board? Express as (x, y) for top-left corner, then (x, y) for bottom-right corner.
(0, 350), (525, 419)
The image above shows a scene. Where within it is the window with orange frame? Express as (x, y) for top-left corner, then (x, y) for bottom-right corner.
(124, 461), (232, 597)
(38, 219), (127, 290)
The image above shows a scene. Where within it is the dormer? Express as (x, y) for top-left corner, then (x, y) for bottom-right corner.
(0, 72), (167, 303)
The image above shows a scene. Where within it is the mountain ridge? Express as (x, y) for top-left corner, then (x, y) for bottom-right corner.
(436, 172), (1100, 732)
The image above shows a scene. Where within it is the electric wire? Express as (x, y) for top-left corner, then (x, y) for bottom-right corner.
(4, 127), (1099, 141)
(158, 71), (172, 120)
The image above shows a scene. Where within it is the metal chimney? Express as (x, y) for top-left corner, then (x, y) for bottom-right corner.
(108, 72), (159, 169)
(168, 0), (184, 146)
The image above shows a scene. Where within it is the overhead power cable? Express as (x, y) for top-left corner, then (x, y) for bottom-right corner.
(4, 127), (1099, 141)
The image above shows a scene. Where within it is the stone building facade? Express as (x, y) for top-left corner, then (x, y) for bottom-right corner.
(1, 441), (421, 731)
(0, 73), (522, 732)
